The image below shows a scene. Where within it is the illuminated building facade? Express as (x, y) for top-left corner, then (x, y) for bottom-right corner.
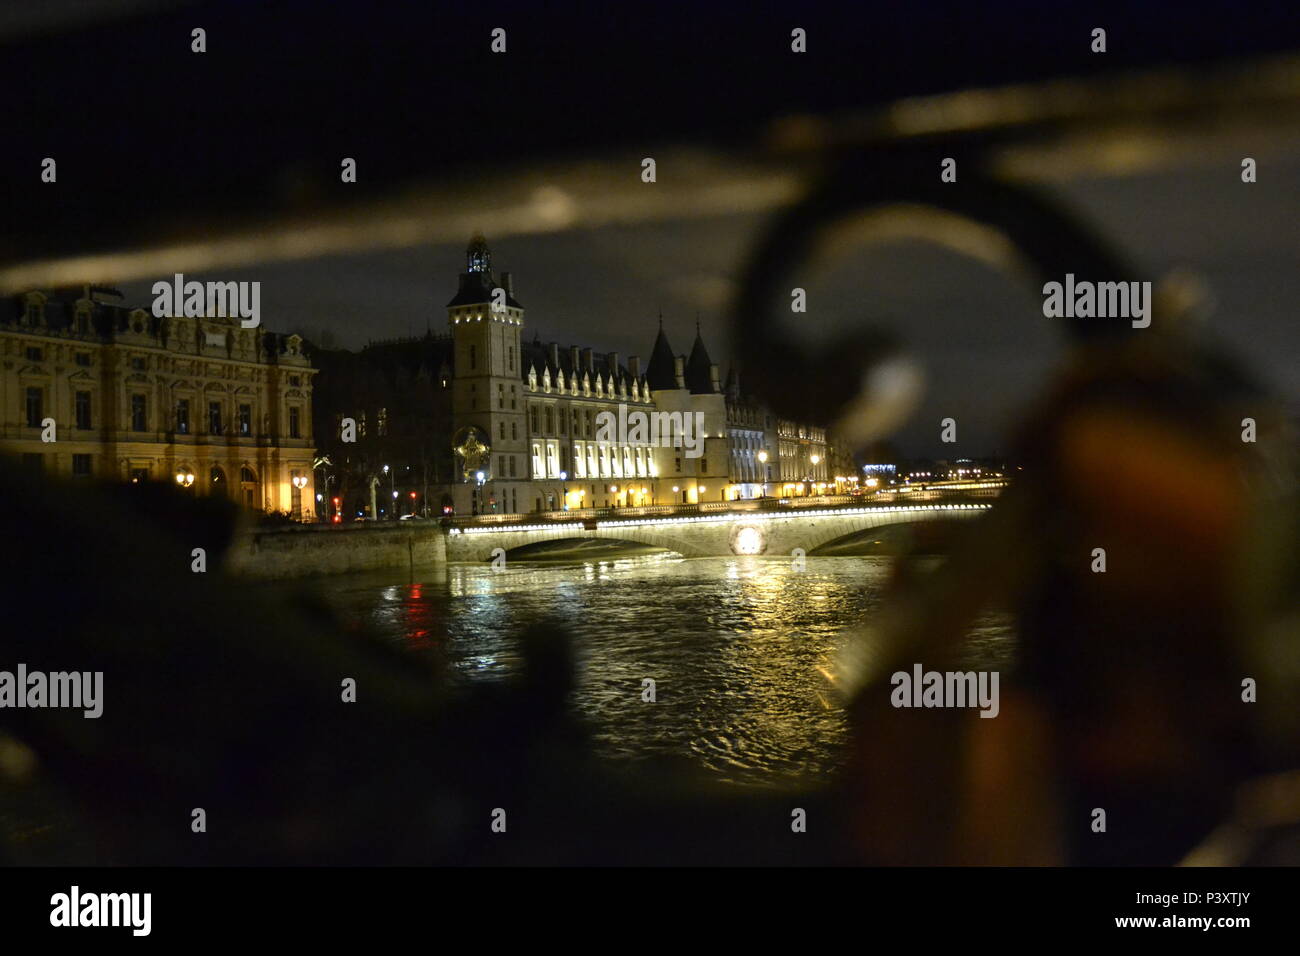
(448, 235), (820, 514)
(0, 285), (317, 517)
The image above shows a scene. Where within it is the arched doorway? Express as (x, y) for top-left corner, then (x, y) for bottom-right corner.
(239, 466), (259, 509)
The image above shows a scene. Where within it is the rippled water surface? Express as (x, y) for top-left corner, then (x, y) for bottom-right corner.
(286, 555), (1013, 787)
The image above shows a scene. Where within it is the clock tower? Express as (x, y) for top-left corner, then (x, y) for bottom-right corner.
(448, 234), (525, 514)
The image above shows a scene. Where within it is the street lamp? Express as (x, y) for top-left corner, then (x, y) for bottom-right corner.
(559, 471), (568, 510)
(292, 474), (308, 521)
(383, 464), (396, 516)
(756, 449), (769, 498)
(174, 469), (194, 488)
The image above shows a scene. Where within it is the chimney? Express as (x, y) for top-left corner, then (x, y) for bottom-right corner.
(501, 272), (514, 297)
(673, 355), (686, 389)
(607, 351), (619, 373)
(548, 342), (560, 369)
(570, 345), (580, 371)
(710, 363), (720, 392)
(628, 355), (641, 378)
(580, 347), (593, 371)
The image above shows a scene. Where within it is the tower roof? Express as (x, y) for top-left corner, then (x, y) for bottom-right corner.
(644, 323), (679, 390)
(685, 326), (715, 393)
(446, 234), (522, 309)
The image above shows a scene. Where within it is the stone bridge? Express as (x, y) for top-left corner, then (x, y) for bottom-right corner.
(443, 502), (992, 562)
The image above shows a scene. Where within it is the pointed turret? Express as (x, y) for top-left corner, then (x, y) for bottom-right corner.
(645, 319), (679, 390)
(685, 325), (717, 394)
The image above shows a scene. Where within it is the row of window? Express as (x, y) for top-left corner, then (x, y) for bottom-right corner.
(335, 408), (387, 438)
(20, 303), (92, 333)
(467, 344), (516, 372)
(778, 423), (827, 441)
(465, 381), (518, 412)
(22, 345), (95, 366)
(526, 403), (648, 439)
(22, 388), (301, 438)
(21, 454), (266, 500)
(527, 370), (645, 402)
(20, 452), (93, 477)
(525, 442), (687, 481)
(18, 340), (304, 382)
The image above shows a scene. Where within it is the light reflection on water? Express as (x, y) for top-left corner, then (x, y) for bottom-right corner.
(294, 555), (1013, 788)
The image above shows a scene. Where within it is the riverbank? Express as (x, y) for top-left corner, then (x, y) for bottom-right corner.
(224, 521), (447, 580)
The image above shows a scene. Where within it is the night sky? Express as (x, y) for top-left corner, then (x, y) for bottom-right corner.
(104, 156), (1299, 457)
(7, 0), (1299, 456)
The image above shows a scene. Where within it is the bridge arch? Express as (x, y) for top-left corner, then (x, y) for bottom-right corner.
(441, 503), (992, 562)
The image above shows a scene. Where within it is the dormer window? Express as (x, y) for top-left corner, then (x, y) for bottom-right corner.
(25, 303), (41, 326)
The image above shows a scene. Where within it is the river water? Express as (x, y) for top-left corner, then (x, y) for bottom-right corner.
(288, 554), (1014, 789)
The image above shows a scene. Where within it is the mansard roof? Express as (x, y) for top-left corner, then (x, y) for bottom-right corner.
(520, 338), (646, 392)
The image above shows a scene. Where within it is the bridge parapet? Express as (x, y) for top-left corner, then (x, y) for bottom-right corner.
(443, 500), (994, 562)
(448, 482), (1008, 533)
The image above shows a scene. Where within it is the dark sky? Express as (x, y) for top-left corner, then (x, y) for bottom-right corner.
(113, 158), (1300, 457)
(9, 0), (1300, 456)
